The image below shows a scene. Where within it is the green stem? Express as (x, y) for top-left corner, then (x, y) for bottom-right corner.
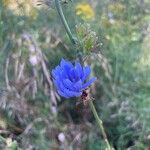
(55, 0), (76, 44)
(89, 100), (112, 150)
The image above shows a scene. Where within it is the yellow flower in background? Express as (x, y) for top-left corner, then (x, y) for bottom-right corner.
(2, 0), (38, 19)
(108, 2), (125, 14)
(76, 2), (95, 20)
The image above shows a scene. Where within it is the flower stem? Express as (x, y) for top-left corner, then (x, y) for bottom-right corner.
(55, 0), (76, 44)
(89, 100), (112, 150)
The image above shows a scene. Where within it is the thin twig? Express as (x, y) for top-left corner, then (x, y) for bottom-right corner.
(5, 57), (11, 90)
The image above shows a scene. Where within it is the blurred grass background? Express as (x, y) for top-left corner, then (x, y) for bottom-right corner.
(0, 0), (150, 149)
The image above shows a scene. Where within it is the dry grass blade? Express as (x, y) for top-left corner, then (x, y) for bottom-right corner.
(95, 53), (112, 81)
(22, 32), (58, 114)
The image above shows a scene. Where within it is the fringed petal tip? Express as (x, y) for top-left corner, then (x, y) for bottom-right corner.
(82, 77), (97, 89)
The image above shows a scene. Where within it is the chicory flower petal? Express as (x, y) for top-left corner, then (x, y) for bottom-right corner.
(52, 59), (96, 98)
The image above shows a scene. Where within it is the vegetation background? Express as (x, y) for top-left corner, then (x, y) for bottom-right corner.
(0, 0), (150, 149)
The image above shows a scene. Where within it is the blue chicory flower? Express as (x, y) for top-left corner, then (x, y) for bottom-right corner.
(52, 59), (96, 98)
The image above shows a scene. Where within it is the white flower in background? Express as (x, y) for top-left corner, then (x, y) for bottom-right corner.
(29, 54), (39, 66)
(29, 45), (36, 53)
(58, 132), (65, 143)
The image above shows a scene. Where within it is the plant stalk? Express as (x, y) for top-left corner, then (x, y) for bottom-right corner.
(89, 100), (112, 150)
(54, 1), (111, 149)
(55, 0), (76, 44)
